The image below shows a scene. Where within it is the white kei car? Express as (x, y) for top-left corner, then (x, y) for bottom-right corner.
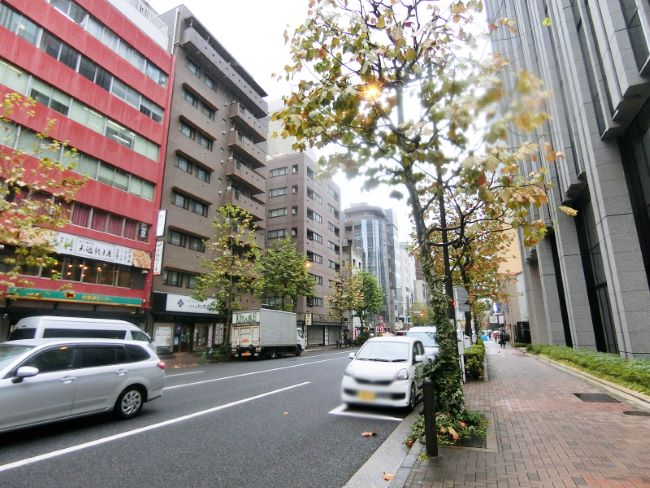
(0, 338), (166, 434)
(341, 336), (428, 411)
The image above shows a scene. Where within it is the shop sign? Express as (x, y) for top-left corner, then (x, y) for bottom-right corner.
(156, 210), (167, 237)
(7, 287), (142, 306)
(153, 241), (164, 275)
(165, 293), (218, 315)
(153, 324), (173, 350)
(52, 231), (148, 267)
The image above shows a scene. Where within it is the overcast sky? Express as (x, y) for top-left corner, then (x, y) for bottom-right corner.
(149, 0), (441, 241)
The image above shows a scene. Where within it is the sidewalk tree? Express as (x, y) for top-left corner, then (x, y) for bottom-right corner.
(193, 204), (262, 348)
(257, 237), (314, 312)
(357, 270), (384, 331)
(410, 303), (434, 327)
(0, 92), (84, 292)
(328, 263), (364, 331)
(274, 0), (553, 416)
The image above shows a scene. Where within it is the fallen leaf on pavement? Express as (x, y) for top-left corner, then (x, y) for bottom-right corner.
(361, 431), (376, 437)
(383, 472), (394, 481)
(283, 412), (289, 415)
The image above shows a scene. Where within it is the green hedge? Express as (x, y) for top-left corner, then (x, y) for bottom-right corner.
(527, 344), (650, 396)
(464, 339), (486, 380)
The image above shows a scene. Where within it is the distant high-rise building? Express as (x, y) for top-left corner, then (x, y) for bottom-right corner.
(153, 5), (268, 353)
(0, 0), (173, 338)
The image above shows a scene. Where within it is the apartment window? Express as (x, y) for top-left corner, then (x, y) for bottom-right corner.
(307, 296), (323, 307)
(307, 188), (322, 204)
(328, 259), (338, 270)
(176, 155), (211, 183)
(307, 229), (323, 243)
(268, 229), (287, 240)
(180, 122), (196, 140)
(269, 187), (288, 197)
(307, 167), (316, 179)
(186, 58), (200, 76)
(309, 273), (323, 285)
(197, 133), (213, 151)
(328, 222), (340, 236)
(270, 167), (288, 177)
(192, 200), (208, 217)
(171, 192), (189, 209)
(291, 227), (298, 237)
(307, 251), (323, 264)
(307, 208), (322, 223)
(292, 206), (298, 216)
(184, 89), (199, 108)
(188, 236), (205, 252)
(204, 75), (217, 91)
(269, 207), (288, 218)
(292, 185), (298, 194)
(327, 186), (339, 200)
(292, 165), (299, 174)
(168, 230), (187, 247)
(163, 270), (183, 287)
(328, 241), (340, 254)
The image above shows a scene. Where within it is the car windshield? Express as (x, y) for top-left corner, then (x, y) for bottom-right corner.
(0, 344), (34, 370)
(356, 341), (410, 362)
(405, 331), (437, 348)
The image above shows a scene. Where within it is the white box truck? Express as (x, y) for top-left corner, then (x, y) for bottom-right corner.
(231, 309), (306, 359)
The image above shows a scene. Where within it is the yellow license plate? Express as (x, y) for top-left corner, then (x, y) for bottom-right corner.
(358, 391), (376, 401)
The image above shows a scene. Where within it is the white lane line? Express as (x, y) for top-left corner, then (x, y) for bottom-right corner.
(166, 370), (205, 377)
(303, 351), (353, 359)
(0, 381), (310, 474)
(164, 356), (345, 391)
(328, 404), (403, 422)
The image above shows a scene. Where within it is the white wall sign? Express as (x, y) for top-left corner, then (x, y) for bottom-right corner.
(155, 210), (167, 237)
(165, 293), (218, 315)
(153, 324), (173, 349)
(153, 241), (164, 275)
(53, 231), (136, 266)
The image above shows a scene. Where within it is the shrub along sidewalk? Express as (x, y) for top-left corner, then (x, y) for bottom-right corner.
(526, 344), (650, 396)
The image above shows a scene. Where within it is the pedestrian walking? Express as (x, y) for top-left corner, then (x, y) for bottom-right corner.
(498, 326), (509, 348)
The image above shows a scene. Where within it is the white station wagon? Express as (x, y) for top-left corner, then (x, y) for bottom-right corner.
(0, 338), (165, 434)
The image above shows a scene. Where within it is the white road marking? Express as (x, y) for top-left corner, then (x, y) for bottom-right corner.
(302, 351), (354, 359)
(164, 356), (346, 391)
(166, 370), (205, 377)
(0, 382), (310, 474)
(328, 404), (403, 422)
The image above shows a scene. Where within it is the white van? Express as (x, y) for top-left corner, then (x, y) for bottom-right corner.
(7, 316), (151, 343)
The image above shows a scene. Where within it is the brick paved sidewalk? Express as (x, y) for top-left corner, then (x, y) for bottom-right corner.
(393, 341), (650, 488)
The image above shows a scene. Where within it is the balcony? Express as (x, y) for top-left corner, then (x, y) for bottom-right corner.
(225, 159), (266, 199)
(227, 130), (266, 167)
(180, 26), (267, 117)
(229, 102), (267, 143)
(223, 190), (266, 228)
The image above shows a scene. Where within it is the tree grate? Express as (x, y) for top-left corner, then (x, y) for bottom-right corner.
(573, 393), (619, 403)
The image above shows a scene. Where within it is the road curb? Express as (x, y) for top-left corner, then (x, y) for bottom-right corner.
(343, 408), (420, 488)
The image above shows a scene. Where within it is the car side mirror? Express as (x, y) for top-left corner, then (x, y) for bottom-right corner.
(12, 366), (39, 384)
(414, 354), (425, 364)
(348, 352), (356, 360)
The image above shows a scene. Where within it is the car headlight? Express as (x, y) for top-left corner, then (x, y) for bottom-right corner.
(344, 364), (354, 376)
(396, 368), (409, 380)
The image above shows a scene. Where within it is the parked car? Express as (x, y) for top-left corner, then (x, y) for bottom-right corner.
(404, 326), (438, 360)
(0, 338), (165, 434)
(7, 316), (152, 343)
(341, 336), (428, 411)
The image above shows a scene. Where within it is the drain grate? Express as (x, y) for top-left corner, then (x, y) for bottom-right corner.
(574, 393), (620, 403)
(623, 410), (650, 417)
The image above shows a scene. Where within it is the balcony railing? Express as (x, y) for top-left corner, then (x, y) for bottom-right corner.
(227, 130), (266, 167)
(229, 102), (267, 143)
(223, 190), (266, 228)
(225, 159), (266, 198)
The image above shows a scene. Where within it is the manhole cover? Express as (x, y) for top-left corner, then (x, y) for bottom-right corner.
(623, 410), (650, 417)
(574, 393), (620, 403)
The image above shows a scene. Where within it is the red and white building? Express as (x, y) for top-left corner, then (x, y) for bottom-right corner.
(0, 0), (173, 336)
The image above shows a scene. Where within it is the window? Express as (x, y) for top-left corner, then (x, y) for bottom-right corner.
(328, 259), (338, 270)
(125, 344), (150, 362)
(292, 165), (299, 174)
(270, 167), (288, 177)
(307, 251), (323, 264)
(197, 133), (213, 150)
(168, 230), (187, 247)
(269, 207), (288, 218)
(24, 346), (74, 373)
(268, 229), (287, 240)
(187, 58), (200, 76)
(307, 188), (322, 203)
(204, 75), (217, 91)
(307, 296), (323, 307)
(310, 273), (323, 285)
(307, 167), (316, 179)
(307, 208), (322, 223)
(78, 346), (119, 367)
(163, 270), (182, 287)
(171, 192), (189, 209)
(192, 200), (208, 217)
(269, 187), (288, 197)
(292, 185), (298, 194)
(307, 230), (323, 243)
(328, 222), (340, 236)
(292, 206), (298, 216)
(188, 236), (205, 252)
(291, 227), (298, 237)
(176, 154), (210, 183)
(184, 89), (199, 107)
(180, 122), (195, 140)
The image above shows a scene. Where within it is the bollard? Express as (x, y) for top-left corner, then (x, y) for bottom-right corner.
(422, 378), (438, 457)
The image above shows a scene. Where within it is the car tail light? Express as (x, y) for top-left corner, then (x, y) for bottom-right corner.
(156, 360), (166, 370)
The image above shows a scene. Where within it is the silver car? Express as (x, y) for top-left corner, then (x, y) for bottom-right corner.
(0, 338), (166, 434)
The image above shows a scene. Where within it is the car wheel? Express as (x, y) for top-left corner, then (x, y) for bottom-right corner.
(407, 383), (417, 412)
(295, 345), (302, 356)
(115, 386), (144, 419)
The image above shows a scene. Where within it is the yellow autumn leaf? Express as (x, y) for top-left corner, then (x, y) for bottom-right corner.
(559, 205), (578, 217)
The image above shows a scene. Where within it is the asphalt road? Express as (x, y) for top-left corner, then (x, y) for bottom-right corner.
(0, 349), (409, 488)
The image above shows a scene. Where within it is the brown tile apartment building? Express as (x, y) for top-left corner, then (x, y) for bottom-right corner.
(151, 5), (267, 353)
